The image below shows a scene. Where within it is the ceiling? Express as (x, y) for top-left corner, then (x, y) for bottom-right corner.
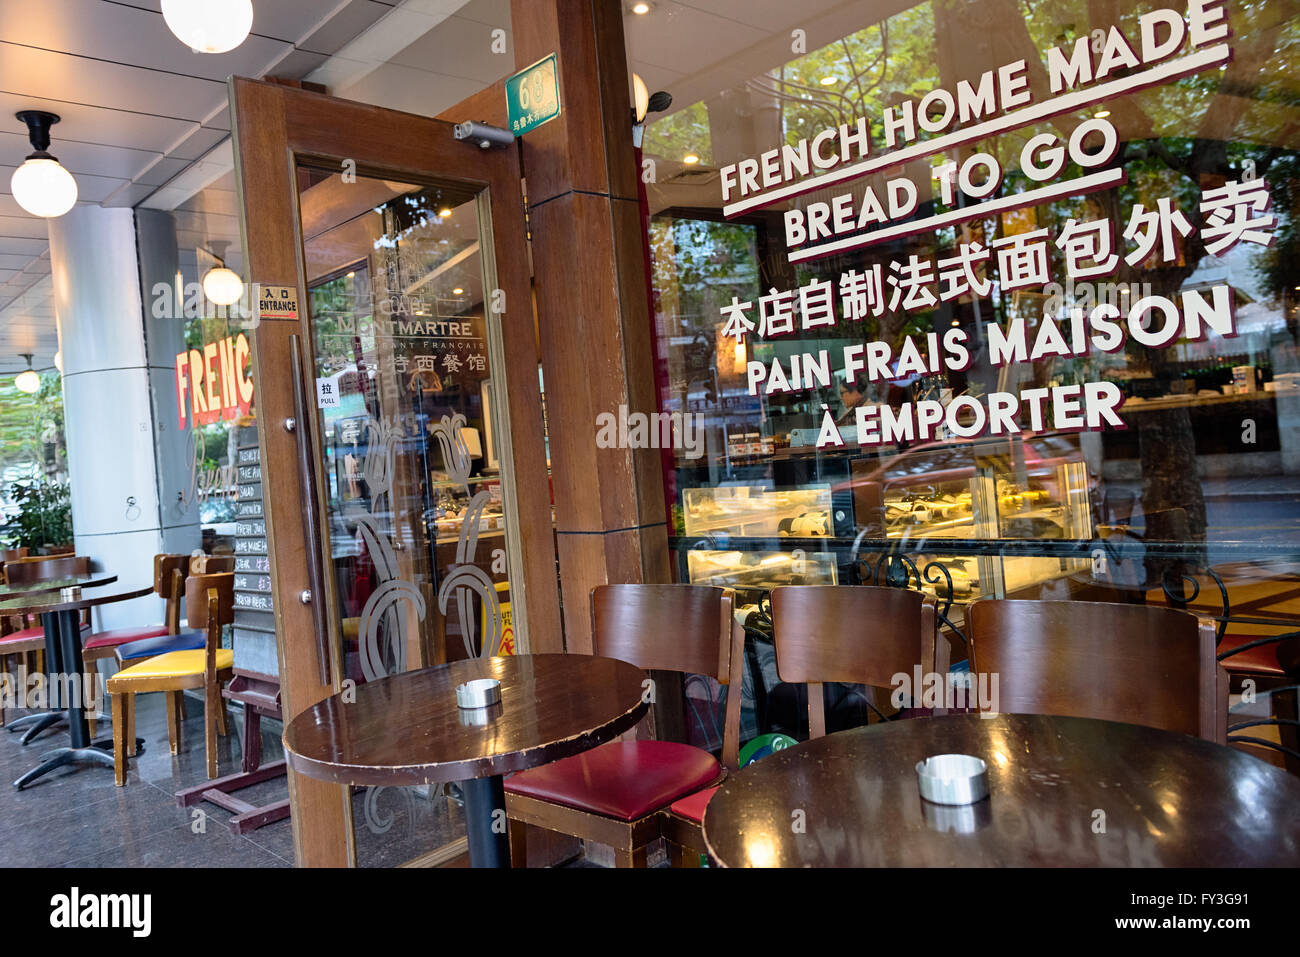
(0, 0), (858, 376)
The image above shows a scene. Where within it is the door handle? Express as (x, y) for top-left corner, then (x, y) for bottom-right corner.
(290, 335), (332, 686)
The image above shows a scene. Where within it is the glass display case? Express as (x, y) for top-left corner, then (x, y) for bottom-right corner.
(849, 432), (1096, 602)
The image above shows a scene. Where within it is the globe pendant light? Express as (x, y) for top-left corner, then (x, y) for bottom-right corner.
(202, 241), (244, 306)
(162, 0), (254, 54)
(203, 265), (244, 306)
(14, 354), (40, 394)
(10, 112), (78, 218)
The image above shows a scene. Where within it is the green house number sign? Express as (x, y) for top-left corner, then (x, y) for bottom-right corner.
(507, 53), (561, 135)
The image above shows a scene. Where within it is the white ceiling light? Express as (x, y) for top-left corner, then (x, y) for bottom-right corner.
(14, 355), (40, 394)
(53, 351), (62, 373)
(203, 266), (244, 306)
(162, 0), (254, 54)
(10, 112), (78, 218)
(202, 241), (244, 306)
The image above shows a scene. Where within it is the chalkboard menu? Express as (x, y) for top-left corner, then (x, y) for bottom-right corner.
(232, 424), (278, 678)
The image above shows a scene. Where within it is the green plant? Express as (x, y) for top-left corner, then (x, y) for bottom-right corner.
(4, 481), (73, 550)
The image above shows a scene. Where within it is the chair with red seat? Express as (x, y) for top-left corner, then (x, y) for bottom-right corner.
(504, 584), (744, 868)
(81, 554), (191, 736)
(661, 584), (944, 867)
(1, 556), (92, 727)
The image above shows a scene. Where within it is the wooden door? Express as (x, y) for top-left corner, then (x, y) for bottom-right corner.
(228, 77), (560, 867)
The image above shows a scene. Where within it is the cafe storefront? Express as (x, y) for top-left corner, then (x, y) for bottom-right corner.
(3, 0), (1297, 875)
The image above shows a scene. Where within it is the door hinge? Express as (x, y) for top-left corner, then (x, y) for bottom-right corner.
(520, 176), (532, 243)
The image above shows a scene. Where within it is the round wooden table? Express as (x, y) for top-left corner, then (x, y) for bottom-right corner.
(702, 712), (1300, 867)
(1, 586), (152, 790)
(0, 573), (118, 598)
(283, 653), (650, 867)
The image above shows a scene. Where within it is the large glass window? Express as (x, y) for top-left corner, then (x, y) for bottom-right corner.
(631, 0), (1300, 743)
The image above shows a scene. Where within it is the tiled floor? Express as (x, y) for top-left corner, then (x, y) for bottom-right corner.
(0, 694), (466, 867)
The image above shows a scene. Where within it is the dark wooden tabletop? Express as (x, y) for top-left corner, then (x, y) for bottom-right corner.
(0, 573), (118, 598)
(283, 653), (650, 787)
(0, 585), (152, 617)
(702, 712), (1300, 867)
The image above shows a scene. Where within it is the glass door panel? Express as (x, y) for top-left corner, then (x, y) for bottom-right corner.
(297, 165), (513, 865)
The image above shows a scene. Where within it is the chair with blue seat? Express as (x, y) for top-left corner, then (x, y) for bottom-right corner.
(107, 571), (235, 784)
(504, 584), (744, 867)
(81, 554), (194, 736)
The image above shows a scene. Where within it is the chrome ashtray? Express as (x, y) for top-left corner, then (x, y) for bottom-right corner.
(456, 678), (502, 710)
(59, 586), (82, 602)
(915, 753), (989, 806)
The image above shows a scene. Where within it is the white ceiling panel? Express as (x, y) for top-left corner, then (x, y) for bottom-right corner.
(0, 92), (197, 154)
(168, 127), (230, 161)
(0, 214), (50, 239)
(0, 43), (226, 121)
(0, 129), (161, 180)
(0, 237), (46, 256)
(0, 0), (295, 83)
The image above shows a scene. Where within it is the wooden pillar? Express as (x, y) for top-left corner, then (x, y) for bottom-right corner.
(511, 0), (670, 654)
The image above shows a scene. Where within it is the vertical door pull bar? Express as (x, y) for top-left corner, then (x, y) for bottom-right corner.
(290, 334), (332, 686)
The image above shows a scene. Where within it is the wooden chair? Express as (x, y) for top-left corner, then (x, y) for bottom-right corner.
(1, 556), (92, 728)
(968, 599), (1228, 743)
(660, 584), (945, 867)
(770, 584), (945, 739)
(505, 584), (743, 868)
(81, 554), (190, 736)
(107, 572), (235, 785)
(190, 554), (234, 575)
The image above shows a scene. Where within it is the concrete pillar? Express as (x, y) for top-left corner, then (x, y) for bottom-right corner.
(47, 207), (201, 630)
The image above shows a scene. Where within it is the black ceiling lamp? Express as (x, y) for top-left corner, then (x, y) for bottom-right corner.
(10, 111), (78, 218)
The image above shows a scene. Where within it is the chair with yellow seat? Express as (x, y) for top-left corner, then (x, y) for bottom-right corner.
(108, 572), (235, 786)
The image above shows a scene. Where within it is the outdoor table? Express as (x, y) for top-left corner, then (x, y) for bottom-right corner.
(1, 586), (152, 789)
(702, 712), (1300, 867)
(0, 573), (118, 598)
(283, 653), (649, 867)
(1, 572), (118, 745)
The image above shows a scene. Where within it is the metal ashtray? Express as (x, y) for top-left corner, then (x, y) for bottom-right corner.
(915, 753), (989, 805)
(59, 585), (82, 602)
(456, 678), (502, 710)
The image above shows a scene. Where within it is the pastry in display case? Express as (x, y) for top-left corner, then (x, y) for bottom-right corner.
(681, 485), (838, 589)
(682, 485), (833, 539)
(849, 433), (1095, 603)
(687, 549), (838, 588)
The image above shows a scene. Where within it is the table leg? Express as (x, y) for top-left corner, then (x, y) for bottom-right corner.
(11, 610), (139, 790)
(460, 775), (510, 868)
(6, 612), (67, 744)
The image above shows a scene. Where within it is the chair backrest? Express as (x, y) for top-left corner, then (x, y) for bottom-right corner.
(1, 547), (29, 562)
(185, 572), (234, 630)
(968, 599), (1225, 743)
(771, 585), (940, 739)
(190, 554), (235, 575)
(154, 554), (191, 633)
(4, 555), (90, 584)
(591, 584), (744, 769)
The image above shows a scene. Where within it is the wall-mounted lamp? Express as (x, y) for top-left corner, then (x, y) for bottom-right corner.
(162, 0), (254, 54)
(54, 350), (62, 373)
(10, 112), (78, 218)
(631, 73), (672, 148)
(13, 354), (40, 394)
(201, 241), (243, 306)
